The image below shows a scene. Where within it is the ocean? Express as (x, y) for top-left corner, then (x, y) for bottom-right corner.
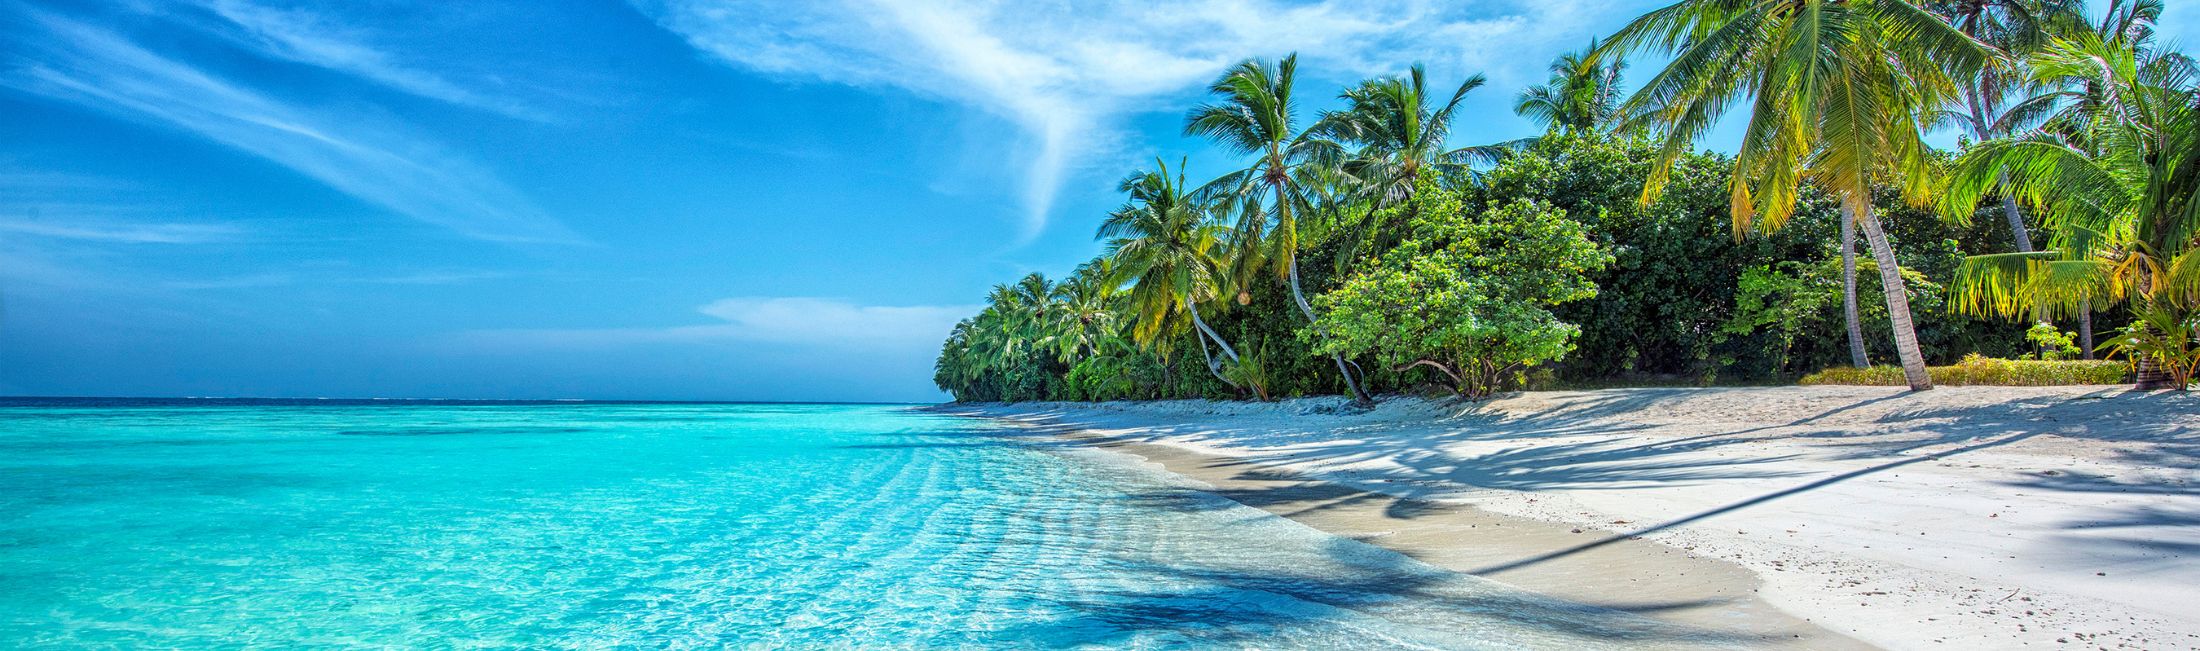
(0, 399), (1708, 649)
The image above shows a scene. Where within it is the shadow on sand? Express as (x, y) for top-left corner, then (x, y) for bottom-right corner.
(952, 387), (2196, 584)
(991, 535), (1781, 649)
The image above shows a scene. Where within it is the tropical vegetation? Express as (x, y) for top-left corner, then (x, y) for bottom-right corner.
(935, 0), (2196, 402)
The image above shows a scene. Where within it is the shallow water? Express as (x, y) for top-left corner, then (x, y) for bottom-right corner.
(0, 400), (1719, 649)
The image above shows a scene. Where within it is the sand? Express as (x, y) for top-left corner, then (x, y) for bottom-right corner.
(940, 386), (2199, 650)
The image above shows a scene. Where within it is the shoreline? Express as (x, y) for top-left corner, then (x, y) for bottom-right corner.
(977, 410), (1870, 649)
(936, 386), (2199, 650)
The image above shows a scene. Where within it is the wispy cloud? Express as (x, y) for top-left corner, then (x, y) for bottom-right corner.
(0, 216), (242, 244)
(182, 0), (553, 122)
(157, 268), (516, 291)
(3, 10), (579, 244)
(631, 0), (1613, 242)
(456, 297), (977, 351)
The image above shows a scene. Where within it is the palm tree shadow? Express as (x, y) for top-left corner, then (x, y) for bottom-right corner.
(1470, 428), (2046, 577)
(991, 536), (1782, 648)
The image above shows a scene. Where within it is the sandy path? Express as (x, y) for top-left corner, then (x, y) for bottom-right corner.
(949, 386), (2199, 650)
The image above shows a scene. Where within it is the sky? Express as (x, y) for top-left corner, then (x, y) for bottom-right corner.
(1, 0), (2192, 402)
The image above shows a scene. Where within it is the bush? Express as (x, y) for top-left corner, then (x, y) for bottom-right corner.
(2098, 306), (2199, 389)
(1800, 354), (2129, 386)
(1313, 184), (1609, 399)
(2024, 323), (2082, 361)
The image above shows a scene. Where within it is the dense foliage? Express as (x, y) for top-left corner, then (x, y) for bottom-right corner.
(935, 0), (2199, 401)
(1313, 184), (1609, 397)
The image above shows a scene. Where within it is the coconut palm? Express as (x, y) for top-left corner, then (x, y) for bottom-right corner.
(1317, 65), (1506, 209)
(1516, 42), (1629, 135)
(1940, 31), (2200, 389)
(1940, 0), (2168, 360)
(1313, 64), (1509, 263)
(1045, 260), (1121, 364)
(1185, 54), (1371, 402)
(1601, 0), (1996, 390)
(1929, 0), (2081, 254)
(1100, 159), (1242, 389)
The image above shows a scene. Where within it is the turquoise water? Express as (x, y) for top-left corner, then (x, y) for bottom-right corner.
(0, 400), (1710, 649)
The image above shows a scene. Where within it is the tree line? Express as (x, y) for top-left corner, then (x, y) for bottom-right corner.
(936, 0), (2199, 402)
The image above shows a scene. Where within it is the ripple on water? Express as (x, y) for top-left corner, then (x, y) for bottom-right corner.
(0, 403), (1730, 649)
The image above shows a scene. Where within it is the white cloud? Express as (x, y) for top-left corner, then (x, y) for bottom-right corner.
(457, 297), (978, 351)
(0, 216), (241, 244)
(184, 0), (553, 122)
(158, 269), (518, 291)
(4, 11), (579, 244)
(631, 0), (1615, 242)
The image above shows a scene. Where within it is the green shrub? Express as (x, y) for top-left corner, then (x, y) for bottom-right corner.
(2023, 323), (2082, 361)
(1313, 186), (1609, 399)
(1800, 354), (2129, 386)
(2098, 306), (2199, 389)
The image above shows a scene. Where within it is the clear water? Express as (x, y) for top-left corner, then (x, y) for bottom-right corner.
(0, 400), (1716, 649)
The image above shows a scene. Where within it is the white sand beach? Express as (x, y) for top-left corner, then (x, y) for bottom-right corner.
(949, 386), (2199, 650)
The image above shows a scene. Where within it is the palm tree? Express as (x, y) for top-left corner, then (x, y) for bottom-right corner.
(1100, 159), (1242, 389)
(1940, 30), (2200, 389)
(1942, 0), (2167, 361)
(1516, 41), (1629, 135)
(1317, 65), (1506, 209)
(1928, 0), (2081, 355)
(1046, 260), (1120, 364)
(1314, 64), (1508, 262)
(1930, 0), (2080, 254)
(1185, 54), (1371, 403)
(1601, 0), (1996, 390)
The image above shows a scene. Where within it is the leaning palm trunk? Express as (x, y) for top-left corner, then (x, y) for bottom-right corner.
(1999, 187), (2032, 253)
(1275, 190), (1373, 405)
(1288, 256), (1373, 404)
(1188, 302), (1242, 390)
(1192, 326), (1240, 389)
(1840, 206), (1869, 368)
(1854, 198), (1932, 390)
(1187, 302), (1239, 363)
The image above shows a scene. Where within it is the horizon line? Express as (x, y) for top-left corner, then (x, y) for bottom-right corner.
(0, 395), (934, 406)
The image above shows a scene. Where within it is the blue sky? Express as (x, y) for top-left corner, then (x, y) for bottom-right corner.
(1, 1), (2191, 402)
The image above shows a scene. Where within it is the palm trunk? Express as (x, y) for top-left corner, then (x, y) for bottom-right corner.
(1855, 197), (1932, 391)
(1965, 89), (2035, 254)
(1840, 205), (1869, 369)
(2079, 301), (2094, 360)
(2134, 356), (2175, 390)
(1999, 186), (2032, 253)
(1291, 256), (1374, 404)
(1188, 302), (1238, 362)
(1276, 186), (1372, 405)
(1188, 302), (1241, 390)
(1193, 324), (1239, 389)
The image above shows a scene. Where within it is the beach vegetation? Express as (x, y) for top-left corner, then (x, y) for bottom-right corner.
(1312, 185), (1608, 398)
(934, 0), (2192, 401)
(2023, 322), (2083, 361)
(1595, 0), (2000, 391)
(1800, 354), (2128, 386)
(2097, 307), (2200, 390)
(1186, 55), (1374, 403)
(1939, 1), (2200, 389)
